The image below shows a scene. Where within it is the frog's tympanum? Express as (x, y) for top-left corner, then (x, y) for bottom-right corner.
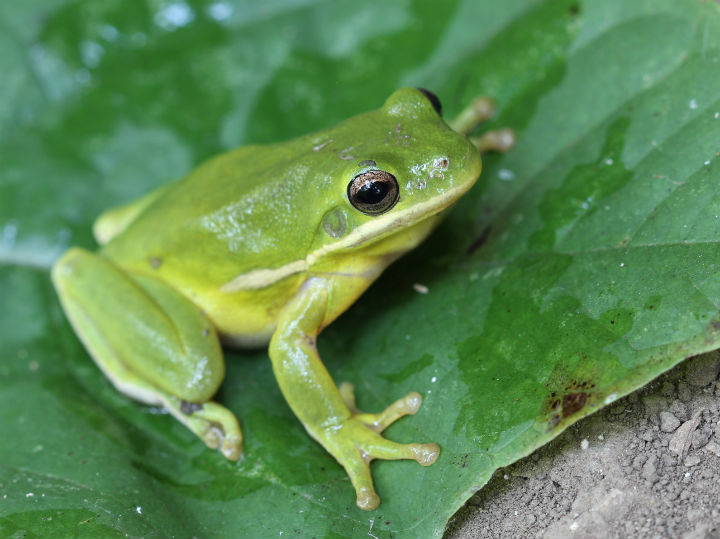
(52, 88), (512, 510)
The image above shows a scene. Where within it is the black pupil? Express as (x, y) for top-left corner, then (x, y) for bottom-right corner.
(357, 179), (389, 205)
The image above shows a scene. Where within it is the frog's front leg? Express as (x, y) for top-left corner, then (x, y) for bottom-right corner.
(52, 248), (242, 460)
(269, 278), (439, 510)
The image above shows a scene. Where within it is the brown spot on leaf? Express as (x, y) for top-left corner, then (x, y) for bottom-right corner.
(561, 392), (587, 418)
(149, 257), (162, 269)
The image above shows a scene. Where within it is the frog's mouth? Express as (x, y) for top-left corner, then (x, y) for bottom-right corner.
(220, 167), (480, 293)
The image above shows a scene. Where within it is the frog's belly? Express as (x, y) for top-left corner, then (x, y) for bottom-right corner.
(185, 272), (306, 349)
(219, 330), (273, 349)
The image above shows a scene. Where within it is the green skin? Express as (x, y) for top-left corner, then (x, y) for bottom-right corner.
(52, 88), (489, 511)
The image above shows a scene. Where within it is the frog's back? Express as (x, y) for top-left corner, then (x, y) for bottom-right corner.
(101, 139), (320, 289)
(97, 138), (330, 343)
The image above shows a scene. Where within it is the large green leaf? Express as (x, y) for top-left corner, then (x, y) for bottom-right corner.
(2, 0), (719, 537)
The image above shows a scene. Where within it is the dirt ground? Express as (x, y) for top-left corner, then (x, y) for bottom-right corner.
(445, 351), (720, 539)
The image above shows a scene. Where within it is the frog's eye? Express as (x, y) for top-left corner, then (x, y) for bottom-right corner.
(417, 88), (442, 116)
(347, 170), (399, 216)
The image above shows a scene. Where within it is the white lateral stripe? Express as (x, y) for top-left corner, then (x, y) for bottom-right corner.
(220, 175), (475, 293)
(220, 259), (307, 292)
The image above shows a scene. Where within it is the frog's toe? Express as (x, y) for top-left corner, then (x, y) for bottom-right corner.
(471, 127), (516, 153)
(338, 381), (359, 411)
(196, 402), (243, 461)
(413, 442), (441, 465)
(196, 421), (223, 450)
(340, 385), (425, 431)
(170, 398), (243, 461)
(220, 436), (242, 461)
(365, 437), (440, 466)
(449, 96), (496, 134)
(357, 489), (381, 512)
(355, 391), (423, 433)
(344, 455), (381, 510)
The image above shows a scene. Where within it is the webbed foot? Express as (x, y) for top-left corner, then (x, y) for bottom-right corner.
(319, 383), (440, 510)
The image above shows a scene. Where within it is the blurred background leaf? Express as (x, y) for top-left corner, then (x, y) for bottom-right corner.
(1, 0), (719, 537)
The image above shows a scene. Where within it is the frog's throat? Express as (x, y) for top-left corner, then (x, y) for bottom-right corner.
(220, 175), (477, 293)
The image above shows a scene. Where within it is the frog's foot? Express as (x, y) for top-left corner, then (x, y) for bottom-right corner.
(324, 383), (440, 510)
(449, 95), (516, 154)
(470, 128), (516, 153)
(449, 96), (496, 134)
(165, 396), (243, 461)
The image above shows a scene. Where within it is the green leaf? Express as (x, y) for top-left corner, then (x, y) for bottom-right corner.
(2, 0), (719, 537)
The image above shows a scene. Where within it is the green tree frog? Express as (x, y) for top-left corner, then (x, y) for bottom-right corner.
(52, 88), (512, 510)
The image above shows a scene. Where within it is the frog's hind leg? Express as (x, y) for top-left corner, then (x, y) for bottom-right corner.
(471, 128), (515, 154)
(52, 247), (242, 460)
(449, 96), (515, 153)
(449, 96), (495, 134)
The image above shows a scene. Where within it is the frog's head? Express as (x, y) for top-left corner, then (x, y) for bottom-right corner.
(308, 87), (482, 269)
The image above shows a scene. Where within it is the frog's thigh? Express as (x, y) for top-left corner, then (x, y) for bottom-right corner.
(52, 247), (242, 460)
(53, 247), (223, 401)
